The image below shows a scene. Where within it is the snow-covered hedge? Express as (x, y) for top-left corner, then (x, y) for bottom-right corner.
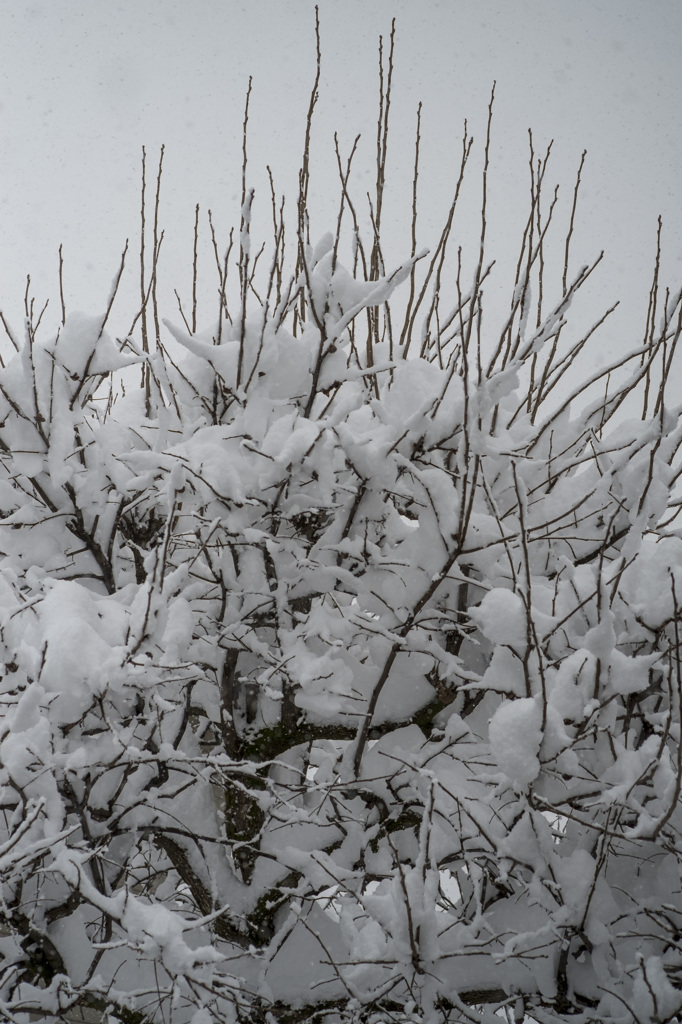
(0, 34), (681, 1024)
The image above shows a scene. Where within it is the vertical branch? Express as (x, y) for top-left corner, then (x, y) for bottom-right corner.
(294, 6), (321, 338)
(238, 78), (253, 388)
(240, 78), (252, 231)
(209, 210), (234, 349)
(267, 167), (284, 312)
(641, 216), (662, 421)
(527, 141), (553, 413)
(139, 147), (151, 418)
(192, 202), (199, 335)
(463, 84), (495, 363)
(398, 102), (422, 353)
(514, 128), (537, 371)
(370, 18), (395, 283)
(152, 145), (165, 354)
(534, 140), (553, 329)
(58, 245), (67, 326)
(366, 19), (395, 372)
(244, 195), (286, 392)
(563, 149), (587, 297)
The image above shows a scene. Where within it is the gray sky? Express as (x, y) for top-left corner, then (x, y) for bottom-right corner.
(0, 0), (680, 353)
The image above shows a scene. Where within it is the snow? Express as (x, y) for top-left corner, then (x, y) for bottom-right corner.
(470, 587), (528, 650)
(0, 107), (679, 1024)
(488, 698), (543, 787)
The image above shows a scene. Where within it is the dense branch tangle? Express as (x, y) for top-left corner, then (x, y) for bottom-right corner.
(0, 18), (681, 1024)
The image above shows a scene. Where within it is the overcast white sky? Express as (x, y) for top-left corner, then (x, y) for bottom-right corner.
(0, 0), (680, 354)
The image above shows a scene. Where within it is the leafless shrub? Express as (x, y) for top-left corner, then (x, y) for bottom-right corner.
(0, 14), (680, 1024)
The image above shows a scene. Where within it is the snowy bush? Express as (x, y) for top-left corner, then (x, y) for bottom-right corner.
(1, 24), (682, 1024)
